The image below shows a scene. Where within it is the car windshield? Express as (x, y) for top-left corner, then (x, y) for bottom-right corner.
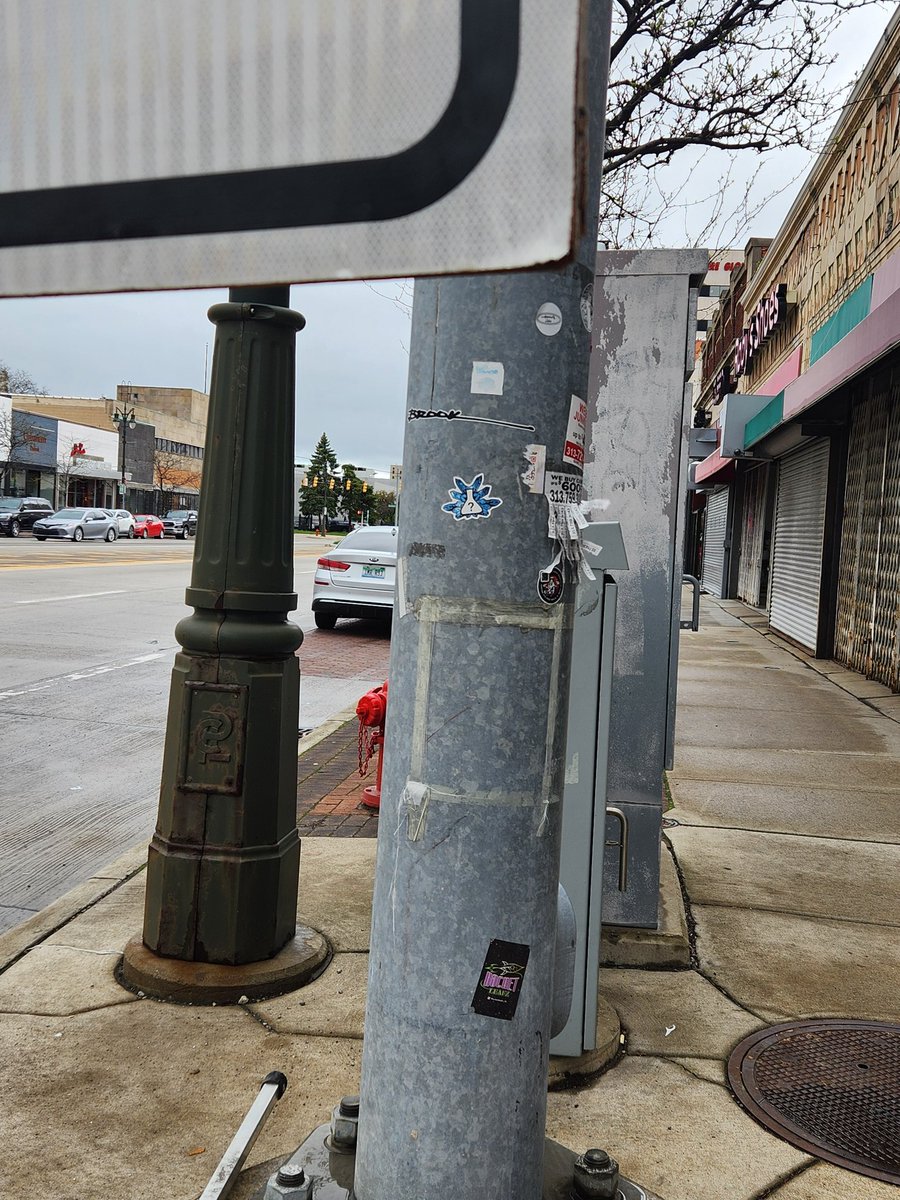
(52, 509), (87, 520)
(0, 498), (21, 510)
(165, 511), (188, 519)
(341, 527), (398, 553)
(135, 515), (154, 521)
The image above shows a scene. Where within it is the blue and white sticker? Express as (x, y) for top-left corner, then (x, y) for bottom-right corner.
(442, 474), (503, 520)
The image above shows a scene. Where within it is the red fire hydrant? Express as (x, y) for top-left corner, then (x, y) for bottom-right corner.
(356, 681), (388, 811)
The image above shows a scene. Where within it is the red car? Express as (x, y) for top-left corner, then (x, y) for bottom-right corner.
(133, 514), (165, 539)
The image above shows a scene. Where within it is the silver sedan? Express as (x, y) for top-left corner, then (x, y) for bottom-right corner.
(32, 508), (120, 542)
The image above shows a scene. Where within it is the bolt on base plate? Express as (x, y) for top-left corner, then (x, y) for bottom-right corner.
(228, 1130), (660, 1200)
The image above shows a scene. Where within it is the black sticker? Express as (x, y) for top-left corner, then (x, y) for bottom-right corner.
(408, 541), (446, 559)
(471, 939), (530, 1020)
(537, 565), (565, 605)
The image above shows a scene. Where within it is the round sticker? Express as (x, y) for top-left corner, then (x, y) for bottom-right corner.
(580, 284), (593, 332)
(537, 566), (565, 605)
(535, 302), (562, 336)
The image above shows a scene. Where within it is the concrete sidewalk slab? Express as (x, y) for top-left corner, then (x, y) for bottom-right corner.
(668, 826), (900, 926)
(674, 705), (891, 752)
(547, 1055), (810, 1200)
(768, 1162), (900, 1198)
(692, 904), (900, 1022)
(0, 1004), (362, 1200)
(675, 676), (867, 714)
(296, 839), (377, 952)
(671, 746), (900, 790)
(600, 967), (766, 1059)
(255, 952), (368, 1039)
(668, 780), (900, 843)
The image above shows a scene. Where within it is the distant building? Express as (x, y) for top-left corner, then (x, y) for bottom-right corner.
(3, 385), (208, 511)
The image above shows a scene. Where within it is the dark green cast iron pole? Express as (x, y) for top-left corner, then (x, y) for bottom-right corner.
(138, 286), (306, 965)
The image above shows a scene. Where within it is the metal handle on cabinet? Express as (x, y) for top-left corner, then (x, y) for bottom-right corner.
(681, 574), (700, 631)
(605, 806), (629, 893)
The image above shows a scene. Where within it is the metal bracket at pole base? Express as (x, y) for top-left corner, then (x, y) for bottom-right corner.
(235, 1131), (661, 1200)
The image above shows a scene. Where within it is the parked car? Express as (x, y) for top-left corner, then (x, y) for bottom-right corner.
(105, 509), (136, 538)
(162, 509), (198, 539)
(133, 514), (165, 539)
(0, 496), (54, 537)
(311, 525), (397, 629)
(32, 507), (119, 542)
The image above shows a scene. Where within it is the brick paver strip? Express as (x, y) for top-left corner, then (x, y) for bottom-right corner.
(296, 716), (380, 838)
(298, 621), (392, 679)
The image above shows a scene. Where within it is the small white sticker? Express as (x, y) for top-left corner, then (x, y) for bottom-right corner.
(563, 394), (587, 470)
(522, 444), (546, 494)
(545, 470), (582, 505)
(535, 302), (562, 336)
(470, 361), (505, 395)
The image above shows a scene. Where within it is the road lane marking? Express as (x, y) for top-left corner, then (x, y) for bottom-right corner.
(15, 590), (127, 605)
(0, 650), (169, 700)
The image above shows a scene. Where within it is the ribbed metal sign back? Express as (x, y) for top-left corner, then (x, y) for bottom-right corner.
(836, 371), (900, 690)
(768, 439), (829, 651)
(701, 489), (729, 598)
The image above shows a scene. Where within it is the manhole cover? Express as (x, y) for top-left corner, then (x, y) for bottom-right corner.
(727, 1019), (900, 1184)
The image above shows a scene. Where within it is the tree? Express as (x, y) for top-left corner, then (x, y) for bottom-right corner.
(153, 448), (200, 512)
(0, 409), (50, 493)
(369, 490), (397, 526)
(55, 440), (90, 507)
(601, 0), (878, 245)
(298, 433), (340, 530)
(0, 360), (47, 395)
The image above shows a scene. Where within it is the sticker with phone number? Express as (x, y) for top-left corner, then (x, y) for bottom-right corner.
(544, 470), (582, 504)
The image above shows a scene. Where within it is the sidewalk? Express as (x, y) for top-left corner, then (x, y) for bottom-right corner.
(1, 596), (898, 1200)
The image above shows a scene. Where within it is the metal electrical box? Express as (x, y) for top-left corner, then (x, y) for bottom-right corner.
(552, 522), (628, 1058)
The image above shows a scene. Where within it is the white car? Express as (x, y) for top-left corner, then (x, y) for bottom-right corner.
(105, 509), (136, 538)
(311, 525), (397, 629)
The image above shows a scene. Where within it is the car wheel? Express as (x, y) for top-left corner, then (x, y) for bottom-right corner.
(72, 527), (84, 542)
(314, 612), (338, 630)
(128, 528), (135, 538)
(9, 519), (20, 538)
(105, 527), (118, 542)
(157, 531), (164, 539)
(141, 528), (149, 539)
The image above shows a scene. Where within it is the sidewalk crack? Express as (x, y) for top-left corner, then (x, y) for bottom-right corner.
(749, 1160), (816, 1199)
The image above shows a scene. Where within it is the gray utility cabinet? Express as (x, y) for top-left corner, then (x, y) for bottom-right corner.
(552, 522), (628, 1058)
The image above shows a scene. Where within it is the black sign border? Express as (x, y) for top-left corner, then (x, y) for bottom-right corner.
(0, 0), (520, 250)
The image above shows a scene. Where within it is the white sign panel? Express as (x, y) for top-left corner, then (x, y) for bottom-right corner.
(0, 0), (583, 298)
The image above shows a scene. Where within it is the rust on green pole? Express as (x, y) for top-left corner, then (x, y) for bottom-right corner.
(124, 286), (319, 987)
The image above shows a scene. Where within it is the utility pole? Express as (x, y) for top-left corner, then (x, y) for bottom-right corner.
(353, 5), (612, 1198)
(123, 285), (325, 1000)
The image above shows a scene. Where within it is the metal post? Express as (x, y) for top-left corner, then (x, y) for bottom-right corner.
(353, 6), (612, 1198)
(125, 285), (309, 970)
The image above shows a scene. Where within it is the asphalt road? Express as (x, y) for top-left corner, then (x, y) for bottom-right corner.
(0, 535), (362, 934)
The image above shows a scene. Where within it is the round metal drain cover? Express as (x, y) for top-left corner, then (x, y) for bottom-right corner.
(728, 1019), (900, 1184)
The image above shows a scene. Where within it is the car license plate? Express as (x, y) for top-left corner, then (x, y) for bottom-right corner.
(362, 565), (385, 579)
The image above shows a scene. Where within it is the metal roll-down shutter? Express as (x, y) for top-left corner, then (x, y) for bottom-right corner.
(768, 439), (830, 651)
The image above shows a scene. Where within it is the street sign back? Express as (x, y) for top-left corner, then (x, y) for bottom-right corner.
(0, 0), (584, 298)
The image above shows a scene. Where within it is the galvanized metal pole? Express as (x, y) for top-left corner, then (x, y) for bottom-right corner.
(354, 6), (612, 1198)
(134, 286), (306, 965)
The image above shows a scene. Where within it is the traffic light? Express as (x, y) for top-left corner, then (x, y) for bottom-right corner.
(362, 482), (368, 494)
(302, 475), (308, 487)
(345, 479), (351, 492)
(329, 477), (335, 490)
(312, 475), (319, 488)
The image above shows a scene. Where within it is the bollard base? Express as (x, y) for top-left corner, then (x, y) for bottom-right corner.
(118, 928), (330, 1004)
(233, 1127), (661, 1200)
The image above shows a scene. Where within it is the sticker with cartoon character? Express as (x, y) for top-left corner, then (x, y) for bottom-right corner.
(441, 474), (503, 520)
(537, 565), (565, 605)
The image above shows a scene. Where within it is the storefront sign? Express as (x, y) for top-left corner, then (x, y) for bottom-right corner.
(733, 283), (790, 377)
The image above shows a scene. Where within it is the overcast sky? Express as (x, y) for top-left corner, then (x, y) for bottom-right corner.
(0, 4), (893, 474)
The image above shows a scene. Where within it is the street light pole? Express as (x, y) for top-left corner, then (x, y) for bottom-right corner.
(112, 394), (137, 506)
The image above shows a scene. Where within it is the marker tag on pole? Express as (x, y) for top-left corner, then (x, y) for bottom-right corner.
(472, 939), (530, 1019)
(522, 444), (546, 494)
